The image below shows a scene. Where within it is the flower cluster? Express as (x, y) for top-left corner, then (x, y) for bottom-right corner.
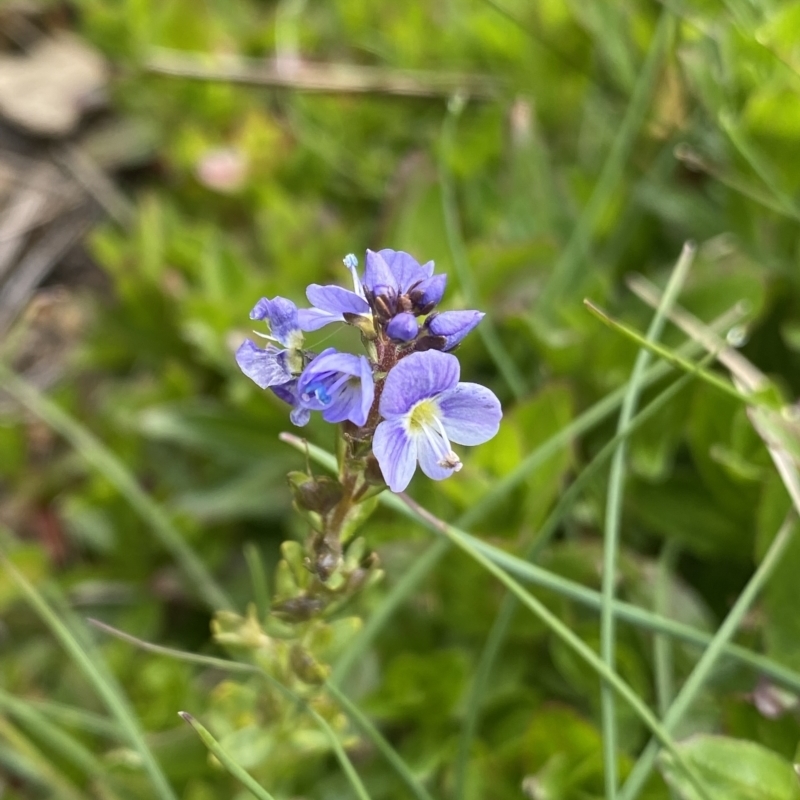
(236, 249), (501, 493)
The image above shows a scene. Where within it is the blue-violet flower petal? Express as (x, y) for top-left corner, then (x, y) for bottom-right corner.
(386, 312), (419, 342)
(426, 310), (484, 350)
(235, 340), (292, 389)
(249, 296), (303, 348)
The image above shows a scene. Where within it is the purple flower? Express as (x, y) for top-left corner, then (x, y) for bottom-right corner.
(372, 350), (502, 492)
(364, 249), (433, 299)
(425, 310), (484, 350)
(236, 296), (305, 389)
(297, 255), (370, 331)
(363, 249), (446, 318)
(296, 348), (375, 426)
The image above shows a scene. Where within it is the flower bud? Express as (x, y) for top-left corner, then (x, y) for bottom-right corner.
(290, 644), (330, 684)
(287, 472), (344, 515)
(409, 273), (447, 314)
(386, 312), (419, 341)
(425, 310), (484, 350)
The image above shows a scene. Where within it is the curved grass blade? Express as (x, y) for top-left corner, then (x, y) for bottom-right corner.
(0, 689), (105, 782)
(395, 494), (715, 800)
(619, 515), (798, 800)
(287, 437), (800, 695)
(90, 621), (382, 800)
(0, 715), (87, 800)
(600, 242), (695, 798)
(179, 713), (276, 800)
(454, 356), (707, 799)
(0, 364), (234, 613)
(0, 552), (178, 800)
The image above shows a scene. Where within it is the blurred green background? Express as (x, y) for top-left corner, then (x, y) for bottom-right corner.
(3, 0), (800, 798)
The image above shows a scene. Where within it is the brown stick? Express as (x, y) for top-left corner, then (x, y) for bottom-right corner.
(145, 48), (503, 100)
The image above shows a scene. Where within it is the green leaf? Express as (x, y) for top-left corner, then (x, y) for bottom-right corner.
(659, 735), (800, 800)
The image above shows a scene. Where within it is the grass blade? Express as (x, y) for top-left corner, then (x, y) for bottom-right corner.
(288, 437), (800, 695)
(90, 620), (379, 800)
(21, 699), (122, 740)
(0, 715), (87, 800)
(619, 515), (798, 800)
(455, 357), (706, 799)
(325, 682), (437, 800)
(0, 551), (178, 800)
(600, 242), (695, 798)
(536, 11), (673, 311)
(395, 494), (714, 800)
(653, 542), (679, 718)
(0, 689), (105, 781)
(0, 364), (235, 613)
(583, 300), (756, 406)
(179, 712), (276, 800)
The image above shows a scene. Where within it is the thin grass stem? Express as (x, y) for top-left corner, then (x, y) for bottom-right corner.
(325, 682), (437, 800)
(396, 493), (715, 800)
(618, 515), (798, 800)
(454, 355), (708, 799)
(583, 300), (755, 406)
(654, 542), (679, 719)
(600, 242), (695, 798)
(179, 713), (276, 800)
(0, 553), (178, 800)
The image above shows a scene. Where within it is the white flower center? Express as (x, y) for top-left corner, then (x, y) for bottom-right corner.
(408, 399), (462, 471)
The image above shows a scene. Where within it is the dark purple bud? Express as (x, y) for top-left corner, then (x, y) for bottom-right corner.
(426, 310), (484, 350)
(410, 273), (447, 314)
(386, 312), (419, 341)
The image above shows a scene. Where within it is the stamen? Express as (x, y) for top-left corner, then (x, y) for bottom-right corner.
(418, 412), (462, 472)
(343, 253), (365, 300)
(301, 381), (332, 405)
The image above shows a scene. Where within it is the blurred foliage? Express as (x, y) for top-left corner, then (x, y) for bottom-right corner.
(3, 0), (800, 798)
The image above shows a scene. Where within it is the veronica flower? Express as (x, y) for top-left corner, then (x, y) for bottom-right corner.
(296, 347), (375, 426)
(373, 350), (502, 492)
(297, 255), (371, 332)
(236, 296), (305, 389)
